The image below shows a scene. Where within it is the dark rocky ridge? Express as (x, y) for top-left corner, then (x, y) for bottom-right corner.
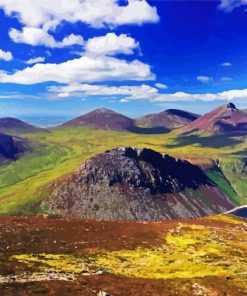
(44, 147), (235, 221)
(0, 133), (27, 162)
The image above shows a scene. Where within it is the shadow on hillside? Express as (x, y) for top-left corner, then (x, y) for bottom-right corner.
(128, 126), (170, 134)
(167, 134), (243, 149)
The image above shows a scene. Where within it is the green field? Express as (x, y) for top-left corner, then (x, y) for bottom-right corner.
(0, 126), (247, 215)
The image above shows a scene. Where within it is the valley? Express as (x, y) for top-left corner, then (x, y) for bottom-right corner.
(0, 104), (247, 295)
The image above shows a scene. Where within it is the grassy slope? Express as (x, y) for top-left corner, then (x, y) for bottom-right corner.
(0, 127), (246, 215)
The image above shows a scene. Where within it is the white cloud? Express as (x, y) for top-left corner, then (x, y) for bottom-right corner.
(120, 98), (129, 103)
(85, 33), (139, 56)
(60, 34), (84, 47)
(0, 0), (159, 29)
(155, 82), (168, 89)
(50, 83), (158, 100)
(222, 62), (232, 66)
(219, 0), (246, 12)
(221, 76), (233, 81)
(9, 27), (84, 48)
(196, 76), (213, 83)
(49, 83), (247, 103)
(0, 49), (13, 61)
(25, 56), (45, 64)
(0, 56), (154, 84)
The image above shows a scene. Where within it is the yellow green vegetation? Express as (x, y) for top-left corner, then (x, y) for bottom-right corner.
(12, 215), (247, 285)
(0, 126), (247, 215)
(12, 253), (91, 274)
(204, 213), (244, 225)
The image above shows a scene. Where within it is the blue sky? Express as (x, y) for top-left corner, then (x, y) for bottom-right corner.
(0, 0), (247, 119)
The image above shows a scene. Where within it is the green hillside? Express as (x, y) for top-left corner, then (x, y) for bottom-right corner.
(0, 126), (246, 215)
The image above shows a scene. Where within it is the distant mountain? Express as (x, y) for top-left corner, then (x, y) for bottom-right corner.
(185, 103), (247, 134)
(136, 109), (200, 130)
(62, 108), (135, 131)
(0, 133), (27, 162)
(0, 117), (36, 133)
(44, 147), (235, 220)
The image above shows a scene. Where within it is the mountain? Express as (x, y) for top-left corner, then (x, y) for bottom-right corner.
(62, 108), (135, 130)
(43, 147), (235, 221)
(185, 103), (247, 134)
(136, 109), (200, 130)
(0, 117), (36, 133)
(0, 133), (27, 162)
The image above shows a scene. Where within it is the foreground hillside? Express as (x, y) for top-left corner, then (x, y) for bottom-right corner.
(0, 214), (246, 295)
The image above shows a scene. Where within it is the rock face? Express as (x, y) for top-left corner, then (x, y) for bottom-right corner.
(136, 109), (200, 130)
(62, 108), (135, 131)
(0, 133), (26, 161)
(44, 147), (235, 221)
(0, 117), (36, 132)
(185, 103), (247, 134)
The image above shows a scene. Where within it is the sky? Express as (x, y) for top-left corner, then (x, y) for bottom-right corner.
(0, 0), (247, 120)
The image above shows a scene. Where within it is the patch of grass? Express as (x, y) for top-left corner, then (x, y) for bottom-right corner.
(206, 169), (240, 205)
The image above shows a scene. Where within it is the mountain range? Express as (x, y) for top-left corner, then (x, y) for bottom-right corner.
(1, 103), (247, 136)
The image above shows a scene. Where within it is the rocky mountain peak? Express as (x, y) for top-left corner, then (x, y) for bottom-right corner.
(44, 147), (234, 220)
(226, 102), (237, 110)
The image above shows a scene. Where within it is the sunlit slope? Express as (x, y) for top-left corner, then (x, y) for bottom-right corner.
(0, 126), (246, 215)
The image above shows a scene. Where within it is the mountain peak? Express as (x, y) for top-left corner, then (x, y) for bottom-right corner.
(89, 108), (118, 115)
(0, 117), (35, 132)
(44, 147), (234, 220)
(62, 108), (134, 130)
(136, 108), (199, 130)
(227, 102), (237, 110)
(185, 103), (247, 134)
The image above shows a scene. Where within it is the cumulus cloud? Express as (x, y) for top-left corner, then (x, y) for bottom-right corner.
(85, 33), (139, 56)
(0, 56), (154, 85)
(50, 83), (158, 99)
(155, 83), (168, 89)
(49, 83), (247, 103)
(196, 76), (213, 83)
(219, 0), (246, 12)
(25, 56), (45, 64)
(0, 0), (159, 29)
(222, 62), (232, 66)
(0, 49), (13, 61)
(9, 27), (84, 48)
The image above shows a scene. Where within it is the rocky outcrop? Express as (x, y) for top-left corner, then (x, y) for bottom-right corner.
(44, 147), (235, 221)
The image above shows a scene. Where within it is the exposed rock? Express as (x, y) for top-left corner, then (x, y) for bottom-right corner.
(44, 147), (235, 221)
(98, 291), (112, 296)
